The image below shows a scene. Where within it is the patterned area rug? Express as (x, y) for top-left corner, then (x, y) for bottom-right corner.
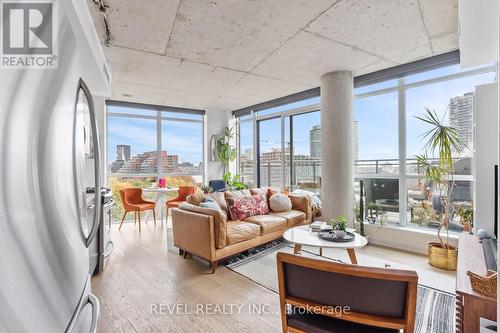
(224, 239), (455, 333)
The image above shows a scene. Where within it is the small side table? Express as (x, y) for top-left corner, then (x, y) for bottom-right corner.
(283, 225), (368, 264)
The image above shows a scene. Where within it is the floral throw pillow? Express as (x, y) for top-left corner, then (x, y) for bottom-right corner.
(253, 194), (269, 215)
(227, 196), (256, 221)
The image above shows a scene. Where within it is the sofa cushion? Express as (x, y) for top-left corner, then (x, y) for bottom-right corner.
(200, 197), (222, 211)
(250, 188), (268, 202)
(226, 221), (260, 245)
(244, 214), (287, 235)
(227, 195), (266, 221)
(270, 193), (292, 212)
(271, 210), (306, 226)
(186, 193), (205, 206)
(224, 189), (252, 199)
(207, 192), (228, 214)
(253, 194), (269, 215)
(186, 192), (228, 215)
(288, 193), (312, 220)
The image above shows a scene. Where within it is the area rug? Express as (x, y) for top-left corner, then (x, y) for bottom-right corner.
(224, 240), (455, 333)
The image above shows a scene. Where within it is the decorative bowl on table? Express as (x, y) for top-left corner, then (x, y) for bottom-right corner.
(318, 231), (355, 243)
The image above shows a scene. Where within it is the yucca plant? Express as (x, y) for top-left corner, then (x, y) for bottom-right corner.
(415, 107), (463, 250)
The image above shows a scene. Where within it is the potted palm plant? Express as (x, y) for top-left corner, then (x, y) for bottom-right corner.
(415, 108), (464, 270)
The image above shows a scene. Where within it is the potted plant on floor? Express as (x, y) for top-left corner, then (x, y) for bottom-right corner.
(415, 108), (464, 271)
(331, 216), (347, 238)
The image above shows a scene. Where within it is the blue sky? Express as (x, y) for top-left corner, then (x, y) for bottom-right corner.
(107, 65), (496, 165)
(107, 111), (203, 165)
(242, 65), (496, 161)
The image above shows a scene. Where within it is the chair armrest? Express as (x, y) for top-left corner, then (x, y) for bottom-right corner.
(171, 208), (216, 261)
(288, 194), (312, 221)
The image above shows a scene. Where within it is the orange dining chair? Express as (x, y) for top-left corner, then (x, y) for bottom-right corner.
(165, 186), (196, 218)
(119, 188), (156, 232)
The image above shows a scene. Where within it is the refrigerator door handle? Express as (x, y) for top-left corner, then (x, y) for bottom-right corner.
(87, 293), (100, 333)
(76, 79), (101, 248)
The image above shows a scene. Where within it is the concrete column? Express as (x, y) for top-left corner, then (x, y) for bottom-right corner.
(320, 71), (354, 225)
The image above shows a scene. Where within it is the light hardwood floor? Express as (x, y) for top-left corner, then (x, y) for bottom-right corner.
(92, 221), (456, 332)
(91, 222), (282, 333)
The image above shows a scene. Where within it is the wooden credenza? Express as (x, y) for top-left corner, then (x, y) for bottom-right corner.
(456, 234), (496, 333)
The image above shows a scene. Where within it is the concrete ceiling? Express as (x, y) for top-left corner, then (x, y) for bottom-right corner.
(88, 0), (458, 111)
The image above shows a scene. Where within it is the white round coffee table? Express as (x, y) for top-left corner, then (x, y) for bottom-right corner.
(283, 225), (368, 264)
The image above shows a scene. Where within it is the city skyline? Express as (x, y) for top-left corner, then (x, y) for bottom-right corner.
(109, 145), (202, 175)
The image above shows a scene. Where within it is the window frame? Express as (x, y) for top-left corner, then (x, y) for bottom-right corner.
(235, 63), (496, 227)
(106, 100), (206, 182)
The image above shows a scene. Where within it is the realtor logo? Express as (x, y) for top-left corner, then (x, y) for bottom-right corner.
(1, 0), (58, 69)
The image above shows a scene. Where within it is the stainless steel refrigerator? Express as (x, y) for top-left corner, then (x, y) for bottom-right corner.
(0, 6), (107, 332)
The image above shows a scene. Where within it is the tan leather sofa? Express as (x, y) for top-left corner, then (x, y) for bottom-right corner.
(171, 188), (311, 273)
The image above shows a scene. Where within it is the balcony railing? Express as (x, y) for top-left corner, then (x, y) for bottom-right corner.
(240, 156), (472, 186)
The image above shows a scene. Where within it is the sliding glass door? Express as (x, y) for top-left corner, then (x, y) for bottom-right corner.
(287, 111), (321, 192)
(257, 117), (283, 188)
(256, 110), (321, 191)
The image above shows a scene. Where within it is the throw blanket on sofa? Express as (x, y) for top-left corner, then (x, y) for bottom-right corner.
(291, 189), (321, 213)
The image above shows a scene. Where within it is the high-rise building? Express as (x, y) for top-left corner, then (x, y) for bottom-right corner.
(309, 125), (321, 159)
(449, 92), (474, 152)
(309, 123), (359, 161)
(116, 144), (131, 161)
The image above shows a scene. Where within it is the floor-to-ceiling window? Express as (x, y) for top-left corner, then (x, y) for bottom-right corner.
(237, 114), (255, 187)
(238, 97), (322, 191)
(354, 88), (400, 226)
(258, 117), (283, 188)
(404, 66), (495, 230)
(107, 101), (204, 222)
(236, 62), (496, 231)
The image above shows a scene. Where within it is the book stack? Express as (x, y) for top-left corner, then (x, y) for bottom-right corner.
(310, 221), (327, 232)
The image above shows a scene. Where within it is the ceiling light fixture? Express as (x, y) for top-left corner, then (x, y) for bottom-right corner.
(92, 0), (113, 47)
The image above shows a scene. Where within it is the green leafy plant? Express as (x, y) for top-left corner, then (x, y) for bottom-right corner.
(223, 172), (247, 190)
(331, 216), (347, 231)
(216, 127), (237, 175)
(457, 207), (473, 227)
(415, 107), (463, 249)
(200, 184), (213, 194)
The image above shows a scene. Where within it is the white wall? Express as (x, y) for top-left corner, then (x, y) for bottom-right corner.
(205, 109), (230, 182)
(474, 82), (498, 234)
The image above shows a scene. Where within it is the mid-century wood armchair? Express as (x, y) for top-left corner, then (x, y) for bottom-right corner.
(276, 252), (418, 333)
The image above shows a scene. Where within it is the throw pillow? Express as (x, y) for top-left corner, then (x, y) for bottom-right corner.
(252, 194), (269, 215)
(224, 189), (252, 200)
(186, 193), (206, 206)
(269, 193), (292, 212)
(250, 188), (268, 202)
(267, 188), (290, 207)
(207, 192), (228, 213)
(227, 196), (260, 221)
(200, 197), (222, 211)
